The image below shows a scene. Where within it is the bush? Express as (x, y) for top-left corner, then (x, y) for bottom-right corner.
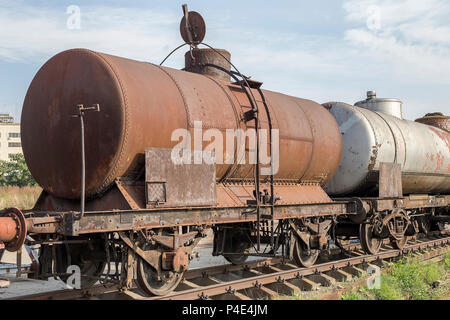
(341, 255), (449, 300)
(0, 153), (37, 187)
(0, 186), (41, 209)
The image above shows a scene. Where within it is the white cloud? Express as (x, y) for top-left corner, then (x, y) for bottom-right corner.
(343, 0), (450, 84)
(0, 2), (181, 63)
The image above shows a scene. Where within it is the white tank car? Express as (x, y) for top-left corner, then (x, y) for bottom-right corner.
(323, 91), (450, 196)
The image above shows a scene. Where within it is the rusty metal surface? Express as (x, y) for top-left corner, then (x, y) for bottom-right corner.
(379, 162), (402, 198)
(0, 217), (17, 242)
(185, 48), (231, 81)
(216, 183), (331, 207)
(115, 180), (144, 210)
(145, 148), (216, 208)
(21, 192), (450, 237)
(375, 194), (450, 212)
(0, 208), (27, 252)
(33, 187), (132, 212)
(69, 201), (350, 235)
(22, 49), (341, 200)
(180, 11), (206, 45)
(415, 112), (450, 132)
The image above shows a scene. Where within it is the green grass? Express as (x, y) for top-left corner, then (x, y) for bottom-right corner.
(0, 186), (41, 209)
(342, 252), (450, 300)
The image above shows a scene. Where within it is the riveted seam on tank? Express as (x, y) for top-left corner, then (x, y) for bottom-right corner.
(203, 75), (243, 182)
(204, 75), (241, 129)
(388, 116), (408, 169)
(154, 65), (190, 132)
(87, 50), (130, 196)
(293, 100), (317, 184)
(371, 111), (400, 166)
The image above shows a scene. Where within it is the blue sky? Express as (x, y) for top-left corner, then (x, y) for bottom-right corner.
(1, 0), (450, 121)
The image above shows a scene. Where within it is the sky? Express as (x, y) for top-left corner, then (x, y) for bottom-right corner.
(1, 0), (449, 122)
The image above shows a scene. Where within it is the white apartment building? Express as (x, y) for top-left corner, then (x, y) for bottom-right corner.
(0, 114), (22, 161)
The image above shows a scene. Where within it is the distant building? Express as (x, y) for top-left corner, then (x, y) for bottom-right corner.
(0, 114), (22, 161)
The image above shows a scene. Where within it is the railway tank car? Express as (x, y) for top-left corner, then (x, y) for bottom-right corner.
(0, 6), (449, 297)
(323, 92), (450, 255)
(323, 91), (450, 196)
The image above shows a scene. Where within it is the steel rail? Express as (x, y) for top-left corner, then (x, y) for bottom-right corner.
(146, 235), (450, 300)
(6, 232), (450, 300)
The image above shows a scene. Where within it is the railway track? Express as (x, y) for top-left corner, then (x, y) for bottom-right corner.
(6, 230), (450, 301)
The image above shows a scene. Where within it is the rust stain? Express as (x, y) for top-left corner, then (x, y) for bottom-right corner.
(430, 127), (450, 152)
(368, 145), (379, 171)
(436, 153), (441, 171)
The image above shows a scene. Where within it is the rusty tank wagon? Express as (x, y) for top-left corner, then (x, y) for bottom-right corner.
(0, 6), (449, 296)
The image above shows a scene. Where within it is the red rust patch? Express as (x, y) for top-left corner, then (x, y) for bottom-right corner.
(430, 127), (450, 152)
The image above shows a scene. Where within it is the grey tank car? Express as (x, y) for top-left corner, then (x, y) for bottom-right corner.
(323, 91), (450, 196)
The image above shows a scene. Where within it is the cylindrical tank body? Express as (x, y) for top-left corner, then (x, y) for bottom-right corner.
(323, 101), (450, 196)
(21, 49), (341, 200)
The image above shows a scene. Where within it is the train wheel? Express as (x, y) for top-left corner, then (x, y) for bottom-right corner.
(224, 254), (249, 265)
(214, 224), (252, 265)
(292, 235), (319, 268)
(51, 243), (106, 288)
(359, 224), (382, 255)
(223, 239), (251, 265)
(135, 251), (184, 296)
(390, 235), (408, 250)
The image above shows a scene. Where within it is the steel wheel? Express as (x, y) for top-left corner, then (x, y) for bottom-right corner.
(224, 254), (249, 265)
(214, 224), (252, 265)
(135, 254), (183, 296)
(53, 243), (106, 288)
(223, 239), (251, 265)
(390, 235), (408, 250)
(292, 236), (319, 268)
(359, 224), (382, 255)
